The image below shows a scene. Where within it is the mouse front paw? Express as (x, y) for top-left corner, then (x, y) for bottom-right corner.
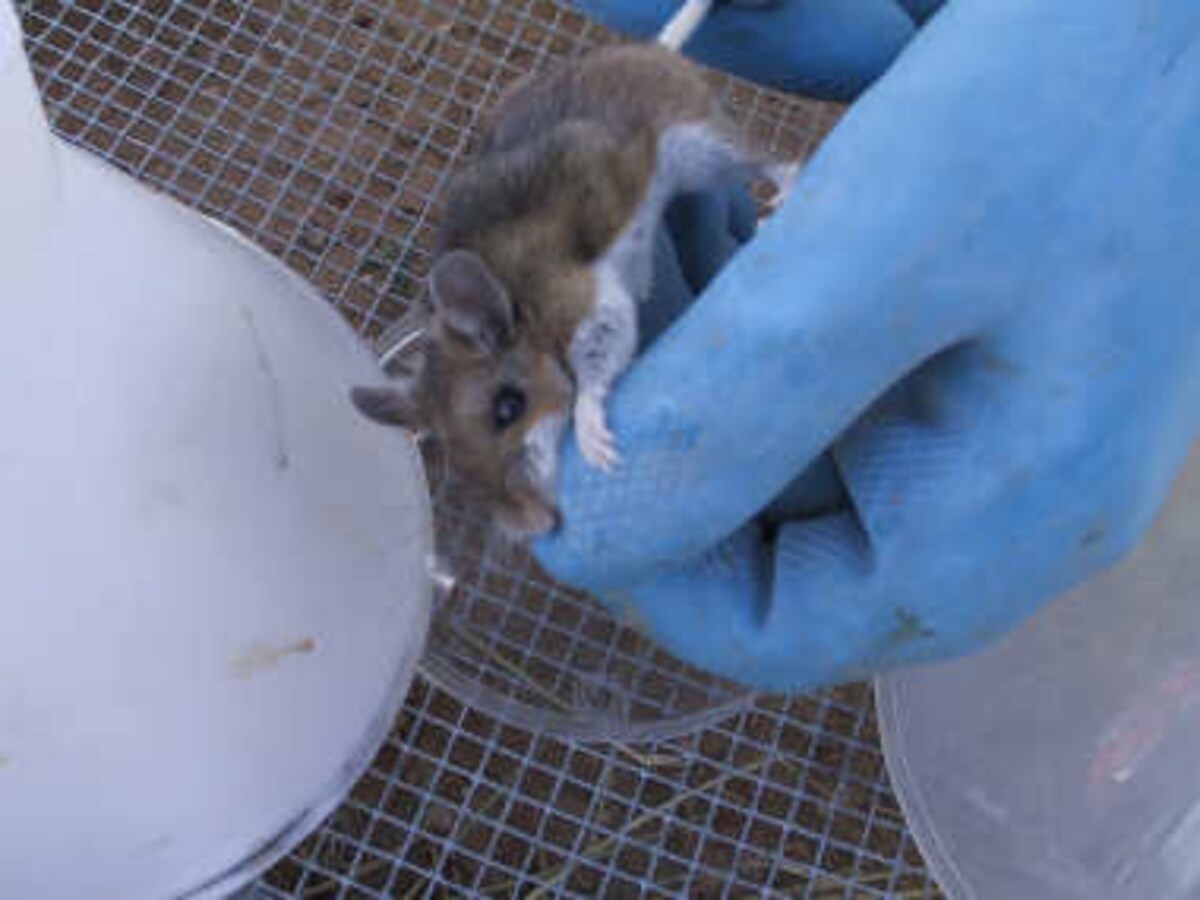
(574, 394), (620, 472)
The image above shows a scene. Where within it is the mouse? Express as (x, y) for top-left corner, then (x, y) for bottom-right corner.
(350, 0), (797, 539)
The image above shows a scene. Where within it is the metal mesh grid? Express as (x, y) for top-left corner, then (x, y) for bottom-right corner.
(16, 0), (943, 895)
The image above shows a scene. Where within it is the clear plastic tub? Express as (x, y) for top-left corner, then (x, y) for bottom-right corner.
(878, 443), (1200, 900)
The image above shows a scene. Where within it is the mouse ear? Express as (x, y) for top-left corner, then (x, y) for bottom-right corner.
(349, 382), (424, 430)
(429, 250), (513, 356)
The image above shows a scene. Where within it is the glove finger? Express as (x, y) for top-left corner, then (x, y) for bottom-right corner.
(569, 0), (917, 102)
(611, 501), (1088, 693)
(595, 512), (889, 692)
(649, 190), (851, 528)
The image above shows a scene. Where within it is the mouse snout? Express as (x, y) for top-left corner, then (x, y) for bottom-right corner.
(494, 493), (561, 539)
(519, 409), (567, 493)
(490, 410), (568, 539)
(494, 462), (561, 537)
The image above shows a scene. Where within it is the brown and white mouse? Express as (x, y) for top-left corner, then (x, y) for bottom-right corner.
(351, 2), (796, 538)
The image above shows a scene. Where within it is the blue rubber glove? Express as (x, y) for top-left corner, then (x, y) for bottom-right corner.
(567, 0), (944, 101)
(534, 0), (1200, 692)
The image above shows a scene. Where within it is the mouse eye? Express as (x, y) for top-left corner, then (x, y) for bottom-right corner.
(492, 386), (526, 431)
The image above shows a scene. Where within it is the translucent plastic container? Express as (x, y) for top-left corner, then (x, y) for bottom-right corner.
(374, 312), (758, 742)
(878, 443), (1200, 900)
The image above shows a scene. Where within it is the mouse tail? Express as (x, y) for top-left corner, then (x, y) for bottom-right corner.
(656, 0), (714, 52)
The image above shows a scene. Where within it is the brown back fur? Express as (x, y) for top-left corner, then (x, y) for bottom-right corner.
(377, 45), (723, 535)
(438, 44), (721, 346)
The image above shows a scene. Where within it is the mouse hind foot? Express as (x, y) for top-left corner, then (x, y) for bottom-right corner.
(761, 160), (801, 215)
(658, 120), (799, 218)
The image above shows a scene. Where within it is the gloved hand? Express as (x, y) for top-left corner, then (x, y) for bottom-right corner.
(567, 0), (944, 101)
(533, 0), (1200, 692)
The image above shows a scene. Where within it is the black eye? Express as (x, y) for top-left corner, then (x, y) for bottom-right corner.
(492, 386), (526, 430)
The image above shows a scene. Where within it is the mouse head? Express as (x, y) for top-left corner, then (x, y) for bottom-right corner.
(351, 249), (573, 539)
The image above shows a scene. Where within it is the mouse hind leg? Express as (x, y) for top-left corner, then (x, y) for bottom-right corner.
(659, 118), (798, 213)
(658, 120), (763, 192)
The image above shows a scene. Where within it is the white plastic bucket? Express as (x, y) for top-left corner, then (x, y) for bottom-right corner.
(0, 3), (433, 896)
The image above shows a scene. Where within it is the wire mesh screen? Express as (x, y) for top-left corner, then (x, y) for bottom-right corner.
(16, 0), (944, 896)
